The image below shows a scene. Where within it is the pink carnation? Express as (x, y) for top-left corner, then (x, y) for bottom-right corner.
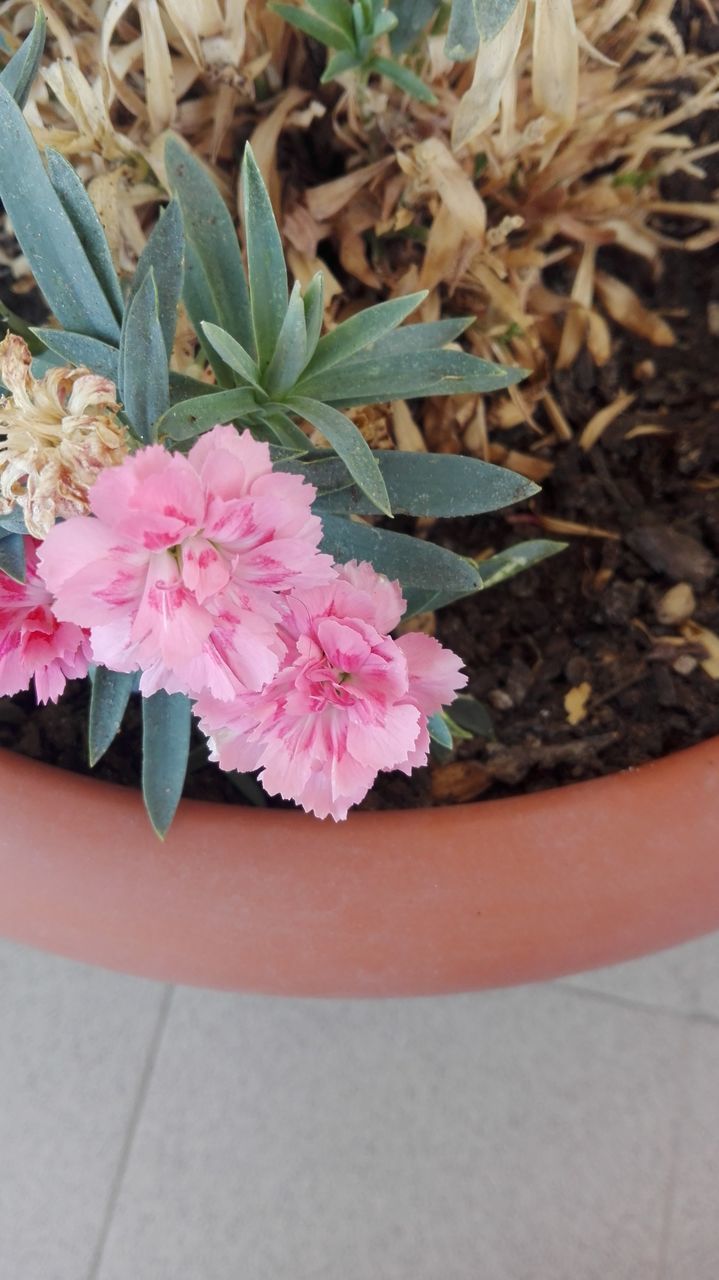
(38, 427), (334, 700)
(0, 538), (90, 703)
(196, 560), (467, 820)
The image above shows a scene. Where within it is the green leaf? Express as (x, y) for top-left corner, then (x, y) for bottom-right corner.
(286, 397), (391, 516)
(271, 3), (356, 49)
(0, 507), (28, 535)
(373, 10), (399, 37)
(404, 537), (565, 614)
(264, 281), (308, 396)
(322, 48), (361, 78)
(165, 137), (254, 371)
(0, 296), (45, 351)
(445, 0), (521, 58)
(364, 315), (474, 355)
(32, 329), (119, 382)
(155, 387), (261, 441)
(45, 149), (124, 327)
(258, 406), (315, 450)
(200, 323), (264, 393)
(388, 0), (438, 52)
(119, 269), (169, 444)
(371, 55), (437, 103)
(128, 198), (184, 359)
(0, 7), (46, 109)
(302, 273), (325, 355)
(296, 347), (526, 407)
(297, 449), (538, 516)
(89, 667), (135, 766)
(141, 690), (191, 839)
(320, 515), (483, 599)
(449, 694), (495, 739)
(310, 0), (356, 31)
(476, 538), (566, 589)
(0, 531), (25, 582)
(427, 711), (453, 749)
(168, 371), (219, 405)
(0, 83), (122, 343)
(241, 145), (289, 368)
(302, 290), (426, 379)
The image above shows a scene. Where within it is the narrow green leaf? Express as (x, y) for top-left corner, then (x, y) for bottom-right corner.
(155, 387), (260, 441)
(302, 290), (426, 380)
(449, 694), (495, 740)
(294, 449), (538, 516)
(0, 507), (28, 535)
(287, 397), (391, 516)
(446, 0), (521, 58)
(371, 55), (437, 103)
(320, 515), (483, 597)
(476, 539), (566, 589)
(271, 3), (356, 49)
(310, 0), (356, 32)
(297, 347), (526, 407)
(141, 691), (192, 839)
(0, 297), (45, 351)
(241, 145), (289, 368)
(388, 0), (438, 53)
(89, 667), (135, 766)
(168, 371), (220, 405)
(302, 273), (325, 355)
(0, 83), (122, 343)
(427, 712), (453, 749)
(200, 323), (264, 393)
(373, 11), (399, 37)
(45, 149), (124, 326)
(0, 7), (46, 109)
(119, 269), (169, 444)
(322, 48), (361, 78)
(0, 531), (25, 583)
(165, 137), (254, 366)
(403, 538), (565, 614)
(128, 198), (184, 358)
(32, 329), (119, 382)
(258, 406), (315, 450)
(264, 281), (308, 396)
(363, 315), (474, 356)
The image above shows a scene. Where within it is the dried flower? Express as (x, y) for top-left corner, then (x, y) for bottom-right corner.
(0, 335), (128, 538)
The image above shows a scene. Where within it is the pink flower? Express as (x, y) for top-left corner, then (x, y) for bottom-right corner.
(38, 427), (334, 700)
(196, 561), (467, 820)
(0, 538), (90, 703)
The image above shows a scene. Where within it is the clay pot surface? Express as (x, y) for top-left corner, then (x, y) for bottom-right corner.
(1, 739), (717, 996)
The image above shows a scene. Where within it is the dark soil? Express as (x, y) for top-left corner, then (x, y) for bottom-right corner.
(1, 6), (718, 813)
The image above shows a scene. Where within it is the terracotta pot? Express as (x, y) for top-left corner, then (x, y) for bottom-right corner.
(1, 739), (718, 996)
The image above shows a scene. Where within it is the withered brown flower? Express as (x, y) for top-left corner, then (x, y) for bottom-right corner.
(0, 334), (128, 537)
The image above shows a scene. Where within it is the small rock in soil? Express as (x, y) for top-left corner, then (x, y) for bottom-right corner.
(626, 523), (716, 587)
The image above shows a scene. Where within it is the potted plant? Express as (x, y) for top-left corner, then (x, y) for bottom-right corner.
(0, 5), (717, 996)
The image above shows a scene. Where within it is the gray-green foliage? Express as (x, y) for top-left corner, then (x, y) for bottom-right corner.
(271, 0), (436, 101)
(0, 22), (562, 833)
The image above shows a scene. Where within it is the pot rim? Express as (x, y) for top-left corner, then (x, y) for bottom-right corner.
(1, 738), (718, 997)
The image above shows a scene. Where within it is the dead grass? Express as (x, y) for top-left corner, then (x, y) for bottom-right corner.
(1, 0), (717, 470)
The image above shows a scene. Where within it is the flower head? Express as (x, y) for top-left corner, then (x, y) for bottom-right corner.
(0, 335), (128, 538)
(39, 425), (335, 700)
(0, 538), (90, 703)
(196, 561), (467, 820)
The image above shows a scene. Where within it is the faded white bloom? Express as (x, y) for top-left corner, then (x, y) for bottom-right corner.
(0, 335), (128, 538)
